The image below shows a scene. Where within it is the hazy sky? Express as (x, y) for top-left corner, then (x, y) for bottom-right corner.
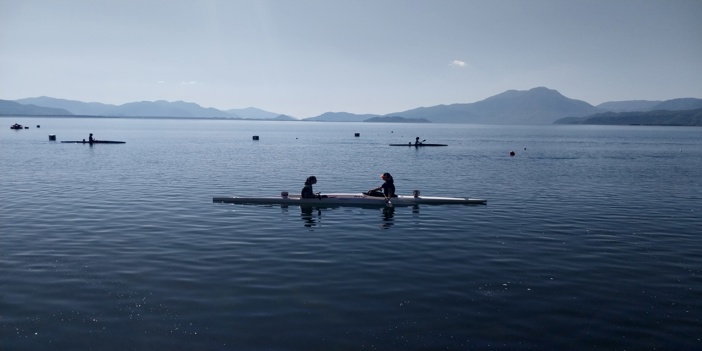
(1, 0), (701, 118)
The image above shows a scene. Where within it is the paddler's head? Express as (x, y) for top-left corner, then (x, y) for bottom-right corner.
(305, 176), (317, 185)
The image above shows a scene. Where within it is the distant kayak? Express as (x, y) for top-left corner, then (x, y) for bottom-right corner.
(61, 140), (126, 144)
(389, 143), (448, 147)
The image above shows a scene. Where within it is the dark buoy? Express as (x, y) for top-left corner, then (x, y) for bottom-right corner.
(37, 125), (41, 128)
(509, 151), (515, 157)
(354, 133), (360, 137)
(252, 135), (259, 140)
(49, 134), (56, 141)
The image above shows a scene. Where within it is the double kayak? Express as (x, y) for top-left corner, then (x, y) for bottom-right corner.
(213, 193), (487, 206)
(389, 143), (448, 147)
(61, 140), (126, 144)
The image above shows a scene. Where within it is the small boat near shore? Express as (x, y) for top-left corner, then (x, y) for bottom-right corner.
(10, 123), (24, 130)
(213, 192), (486, 206)
(61, 140), (126, 144)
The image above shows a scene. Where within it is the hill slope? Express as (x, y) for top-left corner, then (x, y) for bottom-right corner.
(650, 98), (702, 111)
(116, 100), (232, 118)
(386, 87), (601, 124)
(16, 96), (117, 116)
(597, 98), (702, 113)
(554, 108), (702, 126)
(226, 107), (283, 120)
(305, 112), (381, 122)
(14, 97), (239, 118)
(0, 99), (72, 116)
(596, 100), (662, 112)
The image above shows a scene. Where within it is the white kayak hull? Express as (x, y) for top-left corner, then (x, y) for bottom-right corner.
(213, 193), (487, 206)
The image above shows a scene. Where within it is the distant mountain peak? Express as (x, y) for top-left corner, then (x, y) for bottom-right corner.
(529, 86), (557, 92)
(384, 87), (599, 124)
(487, 87), (565, 101)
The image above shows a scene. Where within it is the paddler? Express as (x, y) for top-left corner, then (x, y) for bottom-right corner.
(301, 176), (326, 199)
(367, 172), (396, 198)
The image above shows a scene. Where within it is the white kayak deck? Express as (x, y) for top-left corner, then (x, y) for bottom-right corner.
(213, 193), (487, 206)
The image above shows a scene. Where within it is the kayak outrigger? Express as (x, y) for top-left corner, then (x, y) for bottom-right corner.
(213, 191), (486, 207)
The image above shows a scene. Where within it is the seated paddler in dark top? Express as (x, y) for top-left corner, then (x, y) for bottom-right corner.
(367, 172), (397, 198)
(301, 176), (327, 199)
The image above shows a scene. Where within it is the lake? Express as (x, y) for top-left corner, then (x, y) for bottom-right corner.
(1, 117), (701, 350)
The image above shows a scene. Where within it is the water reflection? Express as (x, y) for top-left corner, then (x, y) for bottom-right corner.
(300, 206), (322, 227)
(380, 206), (395, 229)
(294, 204), (422, 229)
(297, 205), (398, 229)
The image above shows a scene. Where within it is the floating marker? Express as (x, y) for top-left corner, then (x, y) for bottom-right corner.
(354, 133), (360, 137)
(49, 134), (56, 141)
(509, 151), (516, 156)
(252, 135), (259, 140)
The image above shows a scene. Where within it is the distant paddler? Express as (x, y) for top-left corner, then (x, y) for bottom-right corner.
(414, 137), (426, 146)
(89, 133), (95, 143)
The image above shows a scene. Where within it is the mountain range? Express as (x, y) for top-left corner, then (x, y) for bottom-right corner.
(4, 97), (290, 120)
(2, 87), (701, 125)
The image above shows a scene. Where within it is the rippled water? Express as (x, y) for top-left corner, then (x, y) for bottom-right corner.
(1, 117), (701, 350)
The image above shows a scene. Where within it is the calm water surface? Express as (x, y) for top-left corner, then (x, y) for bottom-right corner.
(1, 117), (701, 350)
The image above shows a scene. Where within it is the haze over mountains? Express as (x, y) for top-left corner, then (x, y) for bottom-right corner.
(5, 97), (287, 120)
(3, 87), (701, 125)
